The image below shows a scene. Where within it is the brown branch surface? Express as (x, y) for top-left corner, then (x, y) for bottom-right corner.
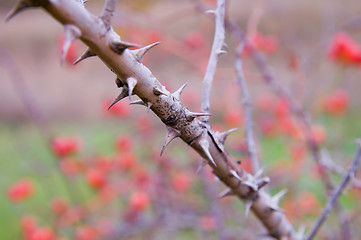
(7, 0), (298, 239)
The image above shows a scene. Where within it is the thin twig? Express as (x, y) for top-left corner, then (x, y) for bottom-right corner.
(306, 140), (361, 240)
(200, 0), (226, 123)
(234, 42), (260, 174)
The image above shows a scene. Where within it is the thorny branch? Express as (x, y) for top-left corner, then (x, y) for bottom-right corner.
(6, 0), (299, 239)
(200, 0), (226, 124)
(234, 42), (260, 174)
(306, 141), (361, 240)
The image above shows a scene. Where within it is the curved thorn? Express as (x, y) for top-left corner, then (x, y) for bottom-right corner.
(109, 40), (140, 54)
(205, 9), (216, 15)
(244, 200), (253, 218)
(230, 170), (242, 181)
(129, 99), (145, 106)
(108, 87), (128, 110)
(217, 188), (233, 199)
(153, 86), (168, 96)
(5, 0), (39, 22)
(160, 127), (181, 156)
(199, 138), (216, 167)
(131, 41), (161, 63)
(185, 111), (212, 121)
(257, 177), (270, 190)
(268, 189), (288, 211)
(61, 24), (81, 65)
(73, 48), (96, 65)
(172, 82), (188, 101)
(126, 77), (137, 99)
(216, 128), (238, 144)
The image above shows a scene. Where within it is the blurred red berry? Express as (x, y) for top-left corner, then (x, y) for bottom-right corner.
(115, 135), (133, 152)
(310, 125), (326, 145)
(52, 135), (82, 157)
(183, 31), (205, 49)
(199, 215), (216, 230)
(328, 32), (361, 65)
(51, 197), (68, 215)
(58, 34), (78, 66)
(224, 111), (243, 127)
(76, 226), (98, 240)
(172, 172), (192, 192)
(7, 179), (34, 202)
(298, 191), (320, 216)
(86, 168), (106, 189)
(59, 157), (82, 176)
(256, 94), (276, 111)
(30, 227), (55, 240)
(117, 151), (137, 170)
(129, 191), (150, 212)
(274, 98), (290, 119)
(323, 89), (349, 115)
(244, 31), (278, 55)
(21, 215), (38, 239)
(135, 115), (153, 134)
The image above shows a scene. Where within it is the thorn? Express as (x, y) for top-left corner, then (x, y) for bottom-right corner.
(160, 127), (181, 156)
(115, 77), (124, 88)
(199, 138), (216, 167)
(205, 9), (216, 15)
(218, 49), (227, 55)
(108, 87), (128, 110)
(196, 160), (207, 174)
(153, 86), (168, 96)
(295, 225), (306, 240)
(244, 200), (253, 218)
(129, 99), (146, 106)
(215, 128), (237, 144)
(73, 48), (96, 65)
(131, 41), (161, 63)
(146, 102), (152, 113)
(254, 168), (264, 179)
(243, 177), (258, 191)
(257, 177), (270, 190)
(185, 111), (211, 122)
(61, 24), (81, 65)
(217, 188), (233, 199)
(229, 170), (242, 181)
(172, 82), (188, 101)
(269, 189), (288, 211)
(109, 40), (140, 54)
(5, 0), (41, 22)
(126, 77), (137, 99)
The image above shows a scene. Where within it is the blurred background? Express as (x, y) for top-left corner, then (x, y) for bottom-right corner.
(1, 0), (361, 239)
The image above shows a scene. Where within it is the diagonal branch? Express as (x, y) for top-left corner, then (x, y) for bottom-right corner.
(6, 0), (297, 238)
(306, 140), (361, 240)
(200, 0), (226, 124)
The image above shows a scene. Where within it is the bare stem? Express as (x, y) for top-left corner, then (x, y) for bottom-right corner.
(200, 0), (226, 123)
(234, 42), (260, 173)
(306, 141), (361, 240)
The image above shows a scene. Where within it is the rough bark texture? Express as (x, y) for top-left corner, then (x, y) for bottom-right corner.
(7, 0), (299, 239)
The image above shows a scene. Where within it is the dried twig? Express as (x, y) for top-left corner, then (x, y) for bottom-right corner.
(200, 0), (226, 124)
(234, 42), (260, 173)
(306, 140), (361, 240)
